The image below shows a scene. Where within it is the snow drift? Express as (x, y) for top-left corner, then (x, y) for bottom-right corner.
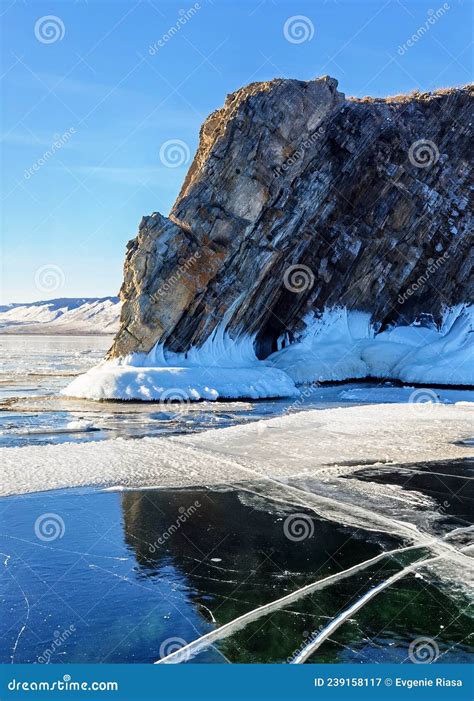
(63, 304), (473, 401)
(269, 304), (473, 387)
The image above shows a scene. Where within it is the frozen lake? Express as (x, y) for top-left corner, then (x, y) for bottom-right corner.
(0, 335), (472, 665)
(1, 483), (472, 664)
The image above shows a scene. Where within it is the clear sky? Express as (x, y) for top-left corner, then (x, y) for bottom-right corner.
(1, 0), (471, 303)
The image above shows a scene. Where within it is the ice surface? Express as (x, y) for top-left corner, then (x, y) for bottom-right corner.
(63, 305), (473, 401)
(156, 543), (426, 664)
(157, 539), (470, 665)
(290, 552), (455, 664)
(2, 403), (472, 500)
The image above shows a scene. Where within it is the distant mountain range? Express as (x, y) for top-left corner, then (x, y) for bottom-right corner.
(0, 297), (121, 335)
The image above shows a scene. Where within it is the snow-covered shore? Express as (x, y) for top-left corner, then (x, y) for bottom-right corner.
(63, 305), (473, 401)
(2, 403), (472, 503)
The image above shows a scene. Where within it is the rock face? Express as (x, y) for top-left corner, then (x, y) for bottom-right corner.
(109, 76), (472, 361)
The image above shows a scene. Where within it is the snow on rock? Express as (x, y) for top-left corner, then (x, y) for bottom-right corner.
(269, 304), (473, 387)
(268, 308), (374, 384)
(63, 305), (472, 401)
(63, 362), (297, 401)
(63, 325), (298, 401)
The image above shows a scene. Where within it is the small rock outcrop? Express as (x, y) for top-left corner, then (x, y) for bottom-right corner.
(109, 76), (472, 361)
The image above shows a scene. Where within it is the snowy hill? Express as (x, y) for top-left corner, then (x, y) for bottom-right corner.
(0, 297), (121, 335)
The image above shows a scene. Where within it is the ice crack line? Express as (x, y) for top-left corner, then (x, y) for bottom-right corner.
(291, 546), (471, 664)
(155, 542), (430, 664)
(1, 552), (30, 664)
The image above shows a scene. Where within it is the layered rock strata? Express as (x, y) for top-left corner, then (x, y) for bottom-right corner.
(109, 77), (472, 362)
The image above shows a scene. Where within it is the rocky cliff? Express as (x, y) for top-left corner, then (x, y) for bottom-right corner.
(109, 76), (472, 363)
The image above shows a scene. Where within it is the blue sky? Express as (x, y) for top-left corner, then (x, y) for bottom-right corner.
(1, 0), (472, 302)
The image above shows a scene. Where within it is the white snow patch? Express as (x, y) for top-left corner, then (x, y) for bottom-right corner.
(1, 403), (472, 499)
(63, 305), (473, 401)
(66, 420), (95, 431)
(270, 304), (473, 387)
(63, 326), (298, 401)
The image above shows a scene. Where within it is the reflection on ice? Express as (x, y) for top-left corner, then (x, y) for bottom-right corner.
(1, 484), (471, 664)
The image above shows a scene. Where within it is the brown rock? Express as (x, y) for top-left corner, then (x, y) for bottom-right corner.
(109, 77), (473, 359)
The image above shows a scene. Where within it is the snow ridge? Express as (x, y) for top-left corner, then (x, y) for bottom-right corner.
(0, 297), (121, 335)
